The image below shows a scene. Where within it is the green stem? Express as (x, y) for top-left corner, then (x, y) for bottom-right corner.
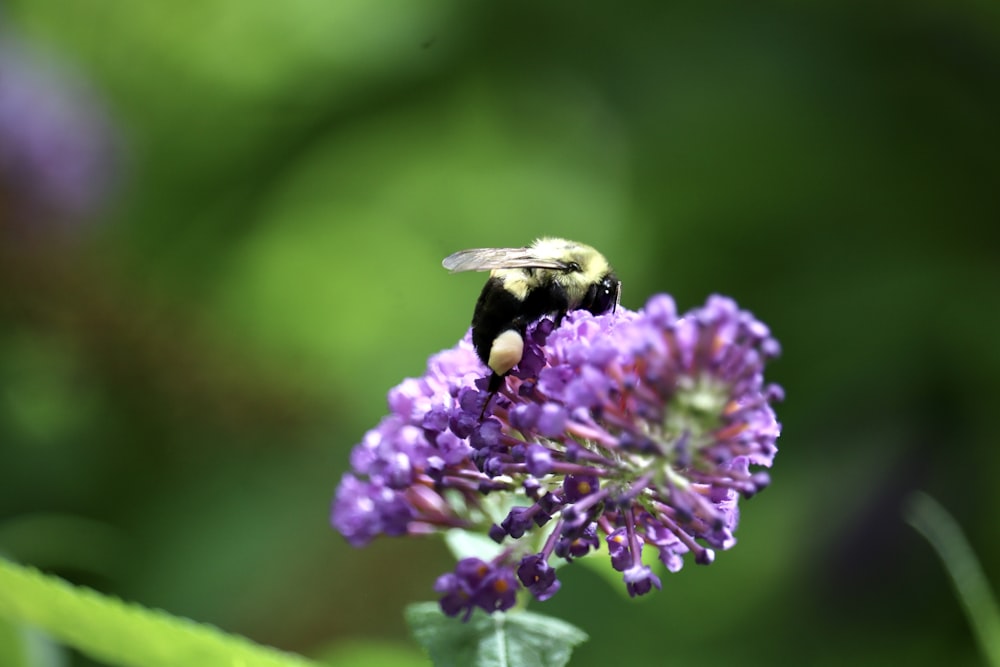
(903, 492), (1000, 667)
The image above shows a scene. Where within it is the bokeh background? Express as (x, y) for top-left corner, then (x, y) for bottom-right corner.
(2, 1), (999, 665)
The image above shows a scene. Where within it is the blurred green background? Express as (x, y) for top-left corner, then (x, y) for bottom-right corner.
(2, 1), (999, 665)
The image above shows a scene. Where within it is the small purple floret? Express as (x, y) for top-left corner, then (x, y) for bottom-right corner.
(435, 557), (518, 620)
(517, 554), (561, 601)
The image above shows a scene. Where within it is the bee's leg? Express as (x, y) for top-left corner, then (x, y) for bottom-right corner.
(479, 372), (505, 419)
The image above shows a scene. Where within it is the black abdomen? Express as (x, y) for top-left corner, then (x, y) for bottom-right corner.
(469, 276), (570, 367)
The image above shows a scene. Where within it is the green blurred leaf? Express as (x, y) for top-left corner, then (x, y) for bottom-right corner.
(405, 602), (587, 667)
(317, 639), (430, 667)
(10, 0), (463, 100)
(0, 514), (126, 577)
(0, 558), (318, 667)
(0, 334), (96, 447)
(0, 621), (67, 667)
(0, 617), (28, 667)
(443, 529), (505, 564)
(211, 76), (629, 420)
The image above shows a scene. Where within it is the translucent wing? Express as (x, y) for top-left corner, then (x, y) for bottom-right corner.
(442, 247), (569, 273)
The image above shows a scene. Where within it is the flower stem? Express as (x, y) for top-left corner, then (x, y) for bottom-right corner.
(903, 491), (1000, 667)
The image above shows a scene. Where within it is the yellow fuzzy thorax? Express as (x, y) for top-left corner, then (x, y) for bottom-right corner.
(491, 238), (610, 304)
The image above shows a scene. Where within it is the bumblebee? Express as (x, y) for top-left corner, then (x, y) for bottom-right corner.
(443, 237), (620, 411)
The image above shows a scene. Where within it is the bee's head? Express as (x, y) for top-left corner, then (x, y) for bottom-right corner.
(546, 242), (615, 312)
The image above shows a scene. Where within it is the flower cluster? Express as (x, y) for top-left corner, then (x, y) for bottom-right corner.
(332, 294), (782, 619)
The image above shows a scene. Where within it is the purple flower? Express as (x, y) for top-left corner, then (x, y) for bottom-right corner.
(554, 523), (600, 561)
(517, 554), (561, 601)
(434, 558), (518, 621)
(331, 475), (413, 547)
(332, 294), (782, 617)
(0, 34), (118, 230)
(623, 564), (662, 598)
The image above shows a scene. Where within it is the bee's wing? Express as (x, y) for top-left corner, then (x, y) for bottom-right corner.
(442, 247), (568, 273)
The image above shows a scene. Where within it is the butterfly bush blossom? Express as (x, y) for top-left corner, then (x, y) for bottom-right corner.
(0, 34), (118, 228)
(332, 294), (782, 620)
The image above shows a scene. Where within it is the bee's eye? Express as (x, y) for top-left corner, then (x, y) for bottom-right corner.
(567, 262), (581, 272)
(587, 276), (619, 315)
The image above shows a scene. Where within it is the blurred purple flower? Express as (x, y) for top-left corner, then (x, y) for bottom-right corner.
(332, 294), (782, 618)
(0, 34), (119, 229)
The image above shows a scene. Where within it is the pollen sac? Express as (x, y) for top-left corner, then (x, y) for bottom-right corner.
(487, 329), (525, 377)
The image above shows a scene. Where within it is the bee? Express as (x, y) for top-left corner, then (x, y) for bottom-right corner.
(443, 237), (620, 414)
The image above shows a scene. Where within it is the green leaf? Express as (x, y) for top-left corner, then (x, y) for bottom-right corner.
(0, 617), (29, 667)
(443, 529), (505, 563)
(316, 639), (430, 667)
(0, 620), (67, 667)
(0, 557), (319, 667)
(405, 602), (587, 667)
